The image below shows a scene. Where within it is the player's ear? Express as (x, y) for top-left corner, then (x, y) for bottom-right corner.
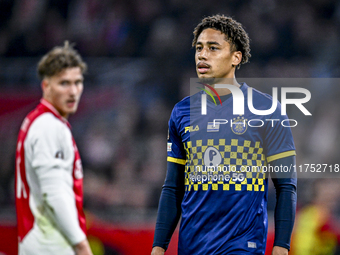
(41, 79), (50, 96)
(232, 51), (242, 67)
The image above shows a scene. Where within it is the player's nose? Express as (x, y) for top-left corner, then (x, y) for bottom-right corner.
(198, 48), (208, 60)
(69, 83), (79, 95)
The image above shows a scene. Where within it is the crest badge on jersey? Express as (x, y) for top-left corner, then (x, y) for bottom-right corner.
(231, 116), (247, 135)
(55, 150), (64, 159)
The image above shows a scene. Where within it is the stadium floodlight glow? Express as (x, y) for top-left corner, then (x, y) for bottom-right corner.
(200, 84), (312, 116)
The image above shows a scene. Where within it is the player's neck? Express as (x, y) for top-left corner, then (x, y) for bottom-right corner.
(207, 77), (240, 96)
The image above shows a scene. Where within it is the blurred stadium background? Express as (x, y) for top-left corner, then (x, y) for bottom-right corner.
(1, 0), (340, 254)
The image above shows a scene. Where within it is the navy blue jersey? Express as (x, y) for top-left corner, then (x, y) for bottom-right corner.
(167, 83), (296, 254)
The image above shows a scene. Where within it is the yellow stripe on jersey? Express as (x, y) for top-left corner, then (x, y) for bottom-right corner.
(266, 150), (296, 163)
(167, 156), (186, 165)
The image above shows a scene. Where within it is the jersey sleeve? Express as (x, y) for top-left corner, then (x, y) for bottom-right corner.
(28, 114), (86, 245)
(264, 102), (296, 163)
(167, 106), (186, 165)
(270, 156), (297, 250)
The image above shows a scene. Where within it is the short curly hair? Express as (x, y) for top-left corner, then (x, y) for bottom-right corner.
(37, 41), (87, 79)
(192, 14), (251, 69)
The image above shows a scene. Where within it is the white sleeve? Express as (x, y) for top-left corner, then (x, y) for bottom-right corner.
(28, 114), (86, 245)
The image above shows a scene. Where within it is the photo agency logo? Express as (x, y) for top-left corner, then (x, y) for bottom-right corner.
(197, 82), (223, 106)
(200, 84), (312, 128)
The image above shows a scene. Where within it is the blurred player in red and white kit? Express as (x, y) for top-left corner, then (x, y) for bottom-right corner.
(15, 41), (93, 255)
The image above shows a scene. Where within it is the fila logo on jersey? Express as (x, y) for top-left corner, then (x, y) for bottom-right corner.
(185, 125), (199, 133)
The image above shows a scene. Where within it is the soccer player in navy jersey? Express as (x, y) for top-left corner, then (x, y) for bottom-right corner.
(151, 15), (297, 255)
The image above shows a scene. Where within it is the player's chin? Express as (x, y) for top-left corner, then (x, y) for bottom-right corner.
(197, 74), (216, 84)
(65, 106), (78, 115)
(197, 73), (210, 79)
(70, 107), (78, 114)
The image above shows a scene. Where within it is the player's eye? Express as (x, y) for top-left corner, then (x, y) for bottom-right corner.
(210, 46), (217, 51)
(60, 81), (69, 86)
(196, 46), (202, 51)
(75, 80), (83, 86)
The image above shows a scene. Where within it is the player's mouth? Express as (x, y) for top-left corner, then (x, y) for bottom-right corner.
(197, 62), (211, 74)
(66, 99), (77, 108)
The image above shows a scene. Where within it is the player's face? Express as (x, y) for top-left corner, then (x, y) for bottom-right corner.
(42, 67), (84, 119)
(195, 28), (242, 80)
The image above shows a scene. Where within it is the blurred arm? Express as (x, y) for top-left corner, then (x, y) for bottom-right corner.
(30, 115), (87, 246)
(75, 239), (93, 255)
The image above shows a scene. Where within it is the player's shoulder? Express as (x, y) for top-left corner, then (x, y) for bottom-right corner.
(245, 84), (273, 101)
(33, 112), (65, 126)
(171, 95), (188, 115)
(171, 92), (202, 121)
(175, 95), (190, 108)
(173, 92), (201, 111)
(244, 83), (280, 109)
(28, 112), (68, 137)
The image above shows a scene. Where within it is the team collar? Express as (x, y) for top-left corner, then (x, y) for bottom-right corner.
(40, 99), (71, 128)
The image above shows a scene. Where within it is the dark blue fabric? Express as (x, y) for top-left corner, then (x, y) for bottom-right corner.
(270, 156), (297, 251)
(153, 157), (297, 252)
(153, 162), (184, 250)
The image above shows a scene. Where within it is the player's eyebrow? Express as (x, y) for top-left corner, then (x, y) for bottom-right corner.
(196, 41), (221, 46)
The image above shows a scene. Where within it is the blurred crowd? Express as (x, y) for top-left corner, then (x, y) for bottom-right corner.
(1, 0), (340, 76)
(1, 0), (340, 240)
